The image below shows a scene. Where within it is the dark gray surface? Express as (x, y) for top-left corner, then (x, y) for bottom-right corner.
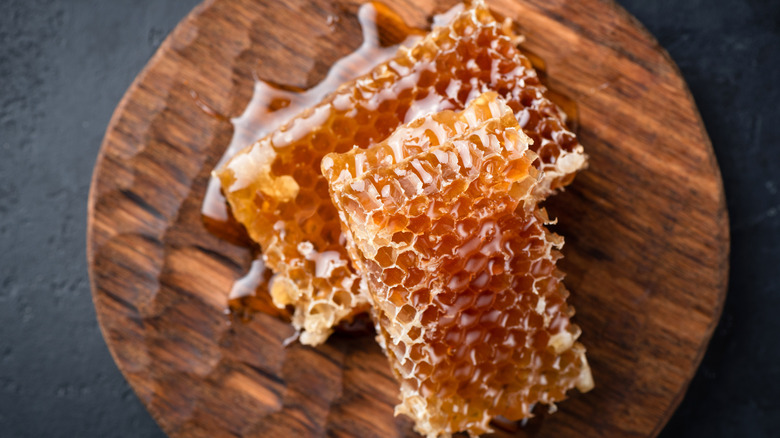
(0, 0), (777, 437)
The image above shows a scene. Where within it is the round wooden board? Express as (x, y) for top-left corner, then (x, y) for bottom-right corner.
(87, 0), (729, 436)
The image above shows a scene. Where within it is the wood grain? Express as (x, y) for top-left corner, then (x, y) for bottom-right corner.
(87, 0), (729, 436)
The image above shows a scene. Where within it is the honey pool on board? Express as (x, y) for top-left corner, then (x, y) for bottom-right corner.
(209, 0), (587, 346)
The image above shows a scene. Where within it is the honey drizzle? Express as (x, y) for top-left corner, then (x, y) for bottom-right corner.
(227, 259), (289, 321)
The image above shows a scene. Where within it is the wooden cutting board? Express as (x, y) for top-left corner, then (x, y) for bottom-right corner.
(87, 0), (729, 436)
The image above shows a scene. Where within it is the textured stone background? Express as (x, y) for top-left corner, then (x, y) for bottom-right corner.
(0, 0), (778, 436)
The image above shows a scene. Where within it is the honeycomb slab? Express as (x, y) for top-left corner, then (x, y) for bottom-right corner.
(217, 0), (586, 344)
(323, 93), (592, 437)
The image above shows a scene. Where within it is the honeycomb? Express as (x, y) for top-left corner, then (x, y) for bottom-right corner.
(216, 0), (586, 345)
(323, 93), (592, 437)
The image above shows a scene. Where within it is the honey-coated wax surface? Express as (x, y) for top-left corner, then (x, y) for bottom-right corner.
(323, 93), (592, 438)
(216, 0), (586, 344)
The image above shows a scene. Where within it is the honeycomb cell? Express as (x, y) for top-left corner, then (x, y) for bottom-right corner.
(216, 0), (586, 345)
(323, 94), (592, 437)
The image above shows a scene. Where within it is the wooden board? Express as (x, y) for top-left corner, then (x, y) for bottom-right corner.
(87, 0), (729, 436)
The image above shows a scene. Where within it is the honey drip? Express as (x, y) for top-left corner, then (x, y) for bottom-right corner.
(227, 259), (289, 321)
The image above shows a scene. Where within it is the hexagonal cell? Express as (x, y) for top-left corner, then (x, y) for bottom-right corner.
(375, 246), (396, 268)
(381, 267), (406, 286)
